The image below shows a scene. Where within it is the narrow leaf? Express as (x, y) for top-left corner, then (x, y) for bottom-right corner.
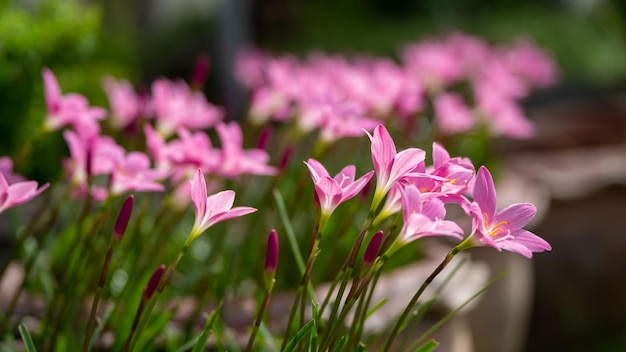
(283, 320), (315, 352)
(19, 323), (37, 352)
(413, 339), (439, 352)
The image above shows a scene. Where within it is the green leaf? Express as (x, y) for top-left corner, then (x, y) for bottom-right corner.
(190, 305), (222, 352)
(365, 298), (388, 320)
(413, 339), (439, 352)
(18, 323), (37, 352)
(410, 270), (512, 349)
(283, 320), (315, 352)
(331, 335), (347, 352)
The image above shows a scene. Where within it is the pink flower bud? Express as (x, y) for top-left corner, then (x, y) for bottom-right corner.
(363, 231), (383, 266)
(279, 145), (293, 172)
(191, 53), (210, 88)
(113, 195), (134, 239)
(143, 264), (166, 300)
(265, 229), (279, 273)
(255, 125), (273, 151)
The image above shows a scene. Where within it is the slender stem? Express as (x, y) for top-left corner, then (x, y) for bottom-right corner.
(126, 246), (188, 352)
(382, 247), (459, 352)
(245, 280), (275, 352)
(280, 228), (320, 351)
(82, 238), (117, 352)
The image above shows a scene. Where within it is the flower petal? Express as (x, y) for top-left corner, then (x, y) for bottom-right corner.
(495, 203), (536, 230)
(473, 166), (496, 217)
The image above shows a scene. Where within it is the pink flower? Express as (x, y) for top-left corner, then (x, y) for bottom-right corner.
(109, 152), (167, 197)
(365, 125), (425, 208)
(42, 68), (106, 137)
(151, 78), (223, 137)
(0, 172), (49, 214)
(102, 76), (144, 129)
(469, 166), (551, 258)
(189, 169), (257, 241)
(304, 158), (374, 224)
(387, 184), (463, 254)
(433, 93), (475, 135)
(215, 122), (277, 178)
(0, 157), (25, 184)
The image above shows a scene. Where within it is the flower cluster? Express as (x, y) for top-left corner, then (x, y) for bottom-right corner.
(236, 32), (557, 140)
(0, 32), (555, 352)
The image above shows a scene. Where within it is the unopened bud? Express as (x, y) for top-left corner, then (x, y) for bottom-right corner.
(363, 231), (383, 266)
(114, 195), (134, 239)
(255, 125), (273, 151)
(143, 264), (166, 301)
(279, 145), (293, 172)
(265, 229), (279, 273)
(191, 53), (210, 89)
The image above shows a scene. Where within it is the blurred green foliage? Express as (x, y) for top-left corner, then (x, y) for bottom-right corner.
(0, 0), (136, 180)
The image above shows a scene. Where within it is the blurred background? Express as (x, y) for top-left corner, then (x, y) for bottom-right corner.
(1, 0), (626, 351)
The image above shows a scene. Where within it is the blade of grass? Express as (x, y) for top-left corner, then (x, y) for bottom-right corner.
(190, 305), (222, 352)
(19, 323), (37, 352)
(273, 189), (315, 299)
(413, 339), (439, 352)
(283, 320), (315, 352)
(409, 269), (512, 349)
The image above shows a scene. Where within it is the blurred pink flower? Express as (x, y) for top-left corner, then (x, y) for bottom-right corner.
(469, 166), (551, 258)
(189, 169), (257, 241)
(0, 171), (49, 214)
(304, 158), (374, 222)
(215, 122), (278, 178)
(433, 93), (475, 135)
(102, 76), (145, 129)
(42, 68), (106, 137)
(0, 157), (25, 184)
(109, 152), (167, 197)
(151, 78), (223, 137)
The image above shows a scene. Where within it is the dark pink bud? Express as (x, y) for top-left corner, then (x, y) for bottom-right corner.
(113, 195), (134, 239)
(255, 125), (273, 151)
(265, 229), (279, 273)
(85, 138), (94, 178)
(143, 264), (166, 300)
(191, 53), (210, 88)
(279, 145), (293, 172)
(363, 231), (383, 265)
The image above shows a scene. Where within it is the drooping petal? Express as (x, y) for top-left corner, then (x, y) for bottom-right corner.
(509, 229), (552, 253)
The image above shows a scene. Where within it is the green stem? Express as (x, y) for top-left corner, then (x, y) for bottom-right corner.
(126, 245), (188, 352)
(82, 238), (117, 352)
(382, 247), (459, 352)
(245, 280), (275, 352)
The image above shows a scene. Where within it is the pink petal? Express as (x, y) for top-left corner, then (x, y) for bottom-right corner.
(496, 203), (536, 230)
(473, 166), (497, 217)
(431, 142), (450, 169)
(190, 169), (207, 227)
(205, 190), (236, 216)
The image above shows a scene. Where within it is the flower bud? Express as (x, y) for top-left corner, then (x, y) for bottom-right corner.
(255, 125), (273, 151)
(363, 231), (383, 266)
(114, 195), (134, 239)
(143, 264), (166, 301)
(191, 53), (210, 89)
(265, 229), (279, 273)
